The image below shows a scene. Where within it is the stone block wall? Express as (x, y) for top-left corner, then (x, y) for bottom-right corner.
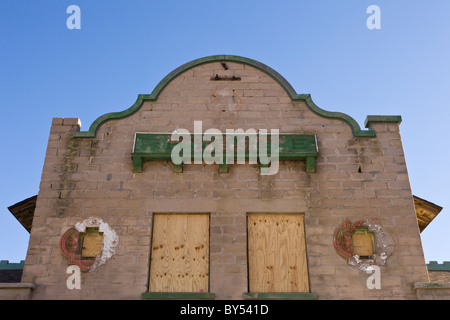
(19, 57), (430, 299)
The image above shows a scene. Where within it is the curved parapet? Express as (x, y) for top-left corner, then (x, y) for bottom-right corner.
(73, 55), (391, 138)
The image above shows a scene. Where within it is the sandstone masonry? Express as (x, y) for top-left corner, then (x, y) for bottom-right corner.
(7, 56), (436, 300)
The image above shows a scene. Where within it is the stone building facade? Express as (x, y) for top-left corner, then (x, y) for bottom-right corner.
(2, 55), (447, 300)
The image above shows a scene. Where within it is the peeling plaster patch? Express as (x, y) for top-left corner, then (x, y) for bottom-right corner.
(334, 219), (394, 272)
(75, 217), (119, 271)
(367, 221), (394, 264)
(348, 221), (394, 272)
(348, 254), (373, 272)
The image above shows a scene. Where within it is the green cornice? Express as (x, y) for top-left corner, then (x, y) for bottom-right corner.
(74, 55), (380, 138)
(364, 115), (402, 129)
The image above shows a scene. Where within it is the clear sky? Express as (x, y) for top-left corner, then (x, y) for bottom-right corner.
(1, 0), (449, 264)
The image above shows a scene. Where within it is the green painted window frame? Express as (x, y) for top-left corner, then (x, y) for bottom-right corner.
(243, 292), (317, 300)
(141, 292), (215, 300)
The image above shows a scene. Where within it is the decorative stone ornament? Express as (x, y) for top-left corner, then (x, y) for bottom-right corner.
(334, 220), (394, 272)
(333, 220), (365, 259)
(60, 227), (96, 272)
(60, 217), (119, 272)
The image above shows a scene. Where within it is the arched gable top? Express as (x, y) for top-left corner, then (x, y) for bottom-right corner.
(73, 55), (400, 138)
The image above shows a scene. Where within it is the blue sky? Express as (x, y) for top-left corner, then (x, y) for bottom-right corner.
(1, 1), (449, 264)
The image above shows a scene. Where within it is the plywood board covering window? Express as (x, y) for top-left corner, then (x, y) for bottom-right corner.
(80, 228), (103, 258)
(247, 214), (309, 293)
(352, 228), (375, 258)
(149, 214), (209, 293)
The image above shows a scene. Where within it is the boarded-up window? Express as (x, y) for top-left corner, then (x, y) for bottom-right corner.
(149, 214), (209, 293)
(247, 214), (309, 293)
(352, 227), (375, 258)
(80, 228), (103, 258)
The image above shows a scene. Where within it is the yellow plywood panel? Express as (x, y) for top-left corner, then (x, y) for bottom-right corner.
(81, 233), (103, 258)
(352, 234), (374, 257)
(149, 214), (209, 293)
(247, 214), (309, 293)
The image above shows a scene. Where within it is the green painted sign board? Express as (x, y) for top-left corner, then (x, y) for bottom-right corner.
(131, 133), (318, 173)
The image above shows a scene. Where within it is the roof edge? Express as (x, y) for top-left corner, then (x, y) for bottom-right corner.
(74, 55), (379, 138)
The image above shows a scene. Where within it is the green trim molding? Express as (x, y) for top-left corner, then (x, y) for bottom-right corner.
(73, 55), (401, 138)
(412, 282), (450, 290)
(0, 260), (25, 270)
(132, 133), (318, 173)
(427, 261), (450, 271)
(243, 292), (318, 300)
(141, 292), (215, 300)
(364, 115), (402, 129)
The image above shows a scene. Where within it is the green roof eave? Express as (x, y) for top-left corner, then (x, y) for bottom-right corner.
(74, 55), (381, 138)
(364, 115), (402, 129)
